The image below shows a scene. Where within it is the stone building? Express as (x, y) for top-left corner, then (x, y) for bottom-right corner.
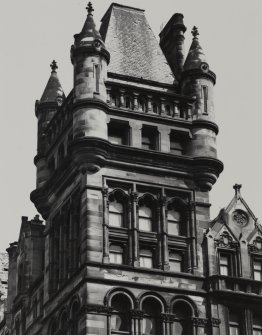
(1, 2), (262, 335)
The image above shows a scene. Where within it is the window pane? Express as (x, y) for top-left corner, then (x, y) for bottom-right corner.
(139, 218), (152, 231)
(109, 201), (124, 227)
(109, 213), (123, 227)
(109, 252), (123, 264)
(111, 314), (128, 331)
(168, 221), (180, 235)
(220, 255), (230, 275)
(140, 256), (153, 268)
(142, 317), (156, 335)
(109, 135), (123, 145)
(229, 326), (240, 335)
(139, 206), (153, 231)
(172, 321), (183, 335)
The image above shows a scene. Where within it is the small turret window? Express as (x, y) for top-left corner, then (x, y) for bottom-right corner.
(202, 85), (208, 115)
(94, 64), (100, 93)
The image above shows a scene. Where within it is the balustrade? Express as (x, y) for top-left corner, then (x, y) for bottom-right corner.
(106, 87), (193, 121)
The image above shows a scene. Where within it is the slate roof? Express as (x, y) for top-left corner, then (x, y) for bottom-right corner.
(100, 3), (174, 85)
(40, 68), (64, 104)
(184, 35), (207, 71)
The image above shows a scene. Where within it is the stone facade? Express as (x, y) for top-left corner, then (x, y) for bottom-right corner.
(1, 3), (261, 335)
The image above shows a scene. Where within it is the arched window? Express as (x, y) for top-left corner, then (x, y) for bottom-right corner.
(58, 144), (65, 166)
(60, 311), (68, 335)
(252, 313), (262, 335)
(49, 320), (56, 335)
(229, 310), (241, 335)
(172, 301), (193, 335)
(110, 294), (131, 333)
(17, 262), (24, 292)
(71, 301), (79, 335)
(109, 194), (125, 228)
(142, 297), (162, 335)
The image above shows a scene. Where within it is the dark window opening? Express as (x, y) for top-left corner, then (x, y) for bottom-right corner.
(172, 301), (193, 335)
(142, 298), (162, 335)
(142, 127), (158, 150)
(108, 122), (129, 145)
(170, 132), (188, 155)
(110, 294), (131, 333)
(94, 64), (100, 93)
(202, 85), (208, 114)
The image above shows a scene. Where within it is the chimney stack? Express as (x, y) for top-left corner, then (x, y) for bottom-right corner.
(159, 13), (186, 81)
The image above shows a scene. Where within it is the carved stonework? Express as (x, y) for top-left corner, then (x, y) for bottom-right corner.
(80, 304), (112, 315)
(232, 209), (249, 227)
(214, 231), (239, 249)
(248, 236), (262, 253)
(160, 313), (176, 322)
(211, 317), (221, 327)
(129, 309), (144, 319)
(191, 317), (208, 327)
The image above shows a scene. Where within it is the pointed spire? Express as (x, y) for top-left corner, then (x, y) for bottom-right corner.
(71, 2), (110, 64)
(40, 61), (64, 104)
(183, 26), (209, 72)
(233, 184), (242, 198)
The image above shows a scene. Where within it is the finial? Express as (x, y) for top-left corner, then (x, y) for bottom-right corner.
(233, 183), (242, 197)
(86, 2), (94, 15)
(191, 26), (199, 39)
(50, 60), (58, 72)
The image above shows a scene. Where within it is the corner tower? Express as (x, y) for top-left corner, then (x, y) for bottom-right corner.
(35, 61), (64, 188)
(71, 2), (110, 171)
(181, 26), (221, 190)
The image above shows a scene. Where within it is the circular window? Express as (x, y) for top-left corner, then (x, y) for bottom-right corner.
(232, 210), (249, 226)
(200, 62), (209, 73)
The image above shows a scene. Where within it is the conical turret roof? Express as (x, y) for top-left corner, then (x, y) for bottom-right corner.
(40, 60), (64, 104)
(184, 26), (208, 71)
(74, 2), (105, 48)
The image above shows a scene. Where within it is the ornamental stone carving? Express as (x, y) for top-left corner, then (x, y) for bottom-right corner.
(232, 209), (248, 227)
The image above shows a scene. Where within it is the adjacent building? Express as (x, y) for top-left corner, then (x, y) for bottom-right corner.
(1, 2), (262, 335)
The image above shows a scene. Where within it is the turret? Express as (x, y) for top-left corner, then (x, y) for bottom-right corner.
(70, 2), (110, 172)
(181, 27), (222, 190)
(159, 13), (187, 81)
(35, 61), (65, 187)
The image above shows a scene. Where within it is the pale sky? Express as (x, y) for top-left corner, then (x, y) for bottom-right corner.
(1, 0), (262, 252)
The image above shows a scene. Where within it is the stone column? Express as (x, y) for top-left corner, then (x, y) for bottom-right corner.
(102, 188), (109, 263)
(131, 192), (139, 267)
(160, 196), (169, 270)
(189, 201), (198, 271)
(156, 203), (162, 269)
(119, 89), (125, 107)
(128, 198), (133, 265)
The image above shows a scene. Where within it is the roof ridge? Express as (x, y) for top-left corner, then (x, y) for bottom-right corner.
(101, 2), (145, 23)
